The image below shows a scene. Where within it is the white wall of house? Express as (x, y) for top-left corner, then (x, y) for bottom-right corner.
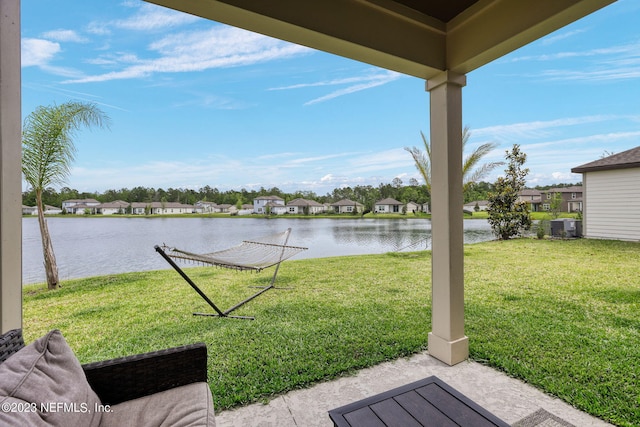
(271, 205), (288, 215)
(309, 205), (325, 214)
(100, 207), (125, 215)
(583, 168), (640, 241)
(253, 197), (284, 214)
(151, 207), (192, 214)
(335, 205), (361, 214)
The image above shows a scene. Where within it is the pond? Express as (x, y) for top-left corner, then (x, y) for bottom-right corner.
(22, 217), (495, 285)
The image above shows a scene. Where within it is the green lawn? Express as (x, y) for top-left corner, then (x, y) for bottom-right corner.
(23, 238), (639, 426)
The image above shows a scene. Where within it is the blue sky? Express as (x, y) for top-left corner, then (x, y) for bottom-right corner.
(20, 0), (640, 195)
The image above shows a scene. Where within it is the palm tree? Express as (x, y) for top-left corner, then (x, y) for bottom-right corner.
(404, 126), (503, 195)
(22, 101), (110, 289)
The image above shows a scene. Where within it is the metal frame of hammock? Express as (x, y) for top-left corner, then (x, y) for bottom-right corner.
(154, 228), (307, 320)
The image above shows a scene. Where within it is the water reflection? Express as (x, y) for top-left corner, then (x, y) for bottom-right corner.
(22, 217), (494, 285)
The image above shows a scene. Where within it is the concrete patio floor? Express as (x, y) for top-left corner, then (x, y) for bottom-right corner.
(215, 351), (613, 427)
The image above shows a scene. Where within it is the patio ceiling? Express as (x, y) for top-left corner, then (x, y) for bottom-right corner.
(143, 0), (615, 80)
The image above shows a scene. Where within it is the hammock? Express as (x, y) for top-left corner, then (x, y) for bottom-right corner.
(154, 228), (307, 319)
(162, 229), (307, 272)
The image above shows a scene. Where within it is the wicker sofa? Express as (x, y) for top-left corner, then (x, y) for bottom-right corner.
(0, 329), (216, 426)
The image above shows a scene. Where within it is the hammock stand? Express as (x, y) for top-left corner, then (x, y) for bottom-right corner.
(154, 228), (307, 320)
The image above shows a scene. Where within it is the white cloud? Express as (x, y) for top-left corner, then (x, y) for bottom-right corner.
(541, 29), (587, 46)
(42, 29), (88, 43)
(347, 148), (413, 174)
(521, 130), (640, 153)
(269, 69), (403, 105)
(473, 115), (617, 141)
(113, 3), (202, 31)
(66, 146), (416, 194)
(551, 171), (575, 181)
(64, 26), (310, 83)
(508, 43), (637, 63)
(539, 66), (640, 82)
(21, 38), (61, 67)
(507, 41), (640, 83)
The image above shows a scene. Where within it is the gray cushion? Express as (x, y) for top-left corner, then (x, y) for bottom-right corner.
(99, 382), (215, 427)
(0, 330), (102, 427)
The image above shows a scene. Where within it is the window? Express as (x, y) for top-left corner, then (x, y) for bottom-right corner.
(289, 207), (296, 213)
(546, 193), (551, 199)
(571, 193), (576, 199)
(543, 203), (550, 210)
(346, 206), (353, 212)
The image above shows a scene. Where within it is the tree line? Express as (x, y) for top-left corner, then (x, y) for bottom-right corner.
(22, 180), (582, 212)
(21, 180), (440, 211)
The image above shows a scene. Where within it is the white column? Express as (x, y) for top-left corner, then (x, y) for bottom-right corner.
(426, 70), (468, 365)
(0, 0), (22, 333)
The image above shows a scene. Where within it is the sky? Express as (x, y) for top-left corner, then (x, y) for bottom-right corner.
(20, 0), (640, 195)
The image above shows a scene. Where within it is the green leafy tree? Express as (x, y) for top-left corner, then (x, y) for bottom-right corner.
(22, 101), (110, 289)
(547, 191), (563, 219)
(487, 144), (532, 240)
(404, 126), (503, 200)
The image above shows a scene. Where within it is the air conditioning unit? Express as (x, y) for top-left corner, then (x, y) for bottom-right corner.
(550, 219), (582, 238)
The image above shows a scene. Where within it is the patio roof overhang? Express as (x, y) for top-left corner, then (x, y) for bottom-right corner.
(142, 0), (614, 79)
(0, 0), (616, 365)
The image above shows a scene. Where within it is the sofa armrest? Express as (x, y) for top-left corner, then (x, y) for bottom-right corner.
(0, 329), (25, 364)
(82, 343), (208, 405)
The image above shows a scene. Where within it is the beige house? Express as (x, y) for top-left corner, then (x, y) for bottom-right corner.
(194, 201), (217, 213)
(331, 199), (364, 214)
(62, 198), (101, 215)
(572, 146), (640, 241)
(405, 201), (421, 213)
(286, 198), (326, 215)
(97, 200), (129, 215)
(130, 202), (194, 215)
(22, 205), (62, 215)
(1, 1), (618, 368)
(464, 200), (489, 212)
(374, 198), (404, 213)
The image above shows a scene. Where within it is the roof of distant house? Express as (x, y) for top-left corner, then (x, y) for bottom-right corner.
(464, 200), (489, 207)
(572, 146), (640, 173)
(255, 195), (284, 201)
(375, 198), (403, 205)
(63, 198), (100, 204)
(331, 198), (363, 206)
(543, 186), (583, 193)
(287, 198), (324, 207)
(130, 202), (193, 209)
(99, 200), (130, 208)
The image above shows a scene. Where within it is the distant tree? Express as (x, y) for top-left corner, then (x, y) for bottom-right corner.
(392, 177), (403, 189)
(547, 191), (563, 219)
(404, 126), (503, 195)
(22, 101), (110, 289)
(487, 144), (532, 240)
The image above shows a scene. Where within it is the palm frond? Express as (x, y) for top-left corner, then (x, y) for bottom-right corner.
(404, 143), (431, 193)
(22, 101), (110, 190)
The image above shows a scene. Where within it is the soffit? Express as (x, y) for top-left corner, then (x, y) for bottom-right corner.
(144, 0), (616, 79)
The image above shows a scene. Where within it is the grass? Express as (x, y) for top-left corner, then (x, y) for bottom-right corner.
(23, 238), (639, 426)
